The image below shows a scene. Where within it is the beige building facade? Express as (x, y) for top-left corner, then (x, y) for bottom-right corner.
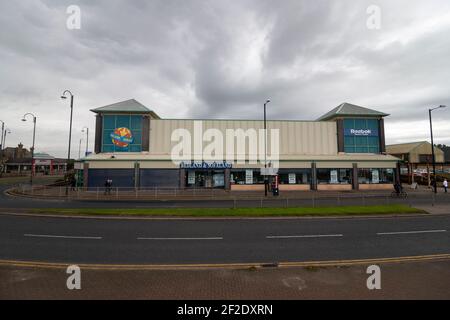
(79, 100), (400, 191)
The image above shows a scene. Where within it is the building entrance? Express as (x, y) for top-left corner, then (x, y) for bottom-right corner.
(186, 170), (225, 188)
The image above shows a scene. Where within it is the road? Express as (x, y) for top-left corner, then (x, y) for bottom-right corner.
(1, 213), (449, 265)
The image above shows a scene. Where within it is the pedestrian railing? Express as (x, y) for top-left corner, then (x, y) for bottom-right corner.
(8, 184), (449, 208)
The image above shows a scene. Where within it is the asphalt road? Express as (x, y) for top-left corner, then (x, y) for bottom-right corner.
(1, 213), (449, 265)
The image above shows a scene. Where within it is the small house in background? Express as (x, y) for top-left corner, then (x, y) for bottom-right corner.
(2, 144), (68, 176)
(386, 141), (447, 184)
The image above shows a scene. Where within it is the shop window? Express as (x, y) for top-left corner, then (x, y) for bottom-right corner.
(278, 169), (311, 184)
(317, 168), (352, 184)
(231, 170), (265, 185)
(358, 168), (394, 184)
(186, 170), (225, 188)
(419, 154), (432, 163)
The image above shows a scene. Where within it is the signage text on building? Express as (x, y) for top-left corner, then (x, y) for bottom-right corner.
(344, 128), (378, 136)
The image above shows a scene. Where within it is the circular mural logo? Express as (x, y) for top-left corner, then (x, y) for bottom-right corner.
(110, 127), (134, 148)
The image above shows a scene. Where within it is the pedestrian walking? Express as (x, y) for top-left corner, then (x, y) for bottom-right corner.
(108, 179), (113, 195)
(104, 178), (112, 195)
(444, 178), (448, 193)
(71, 176), (77, 191)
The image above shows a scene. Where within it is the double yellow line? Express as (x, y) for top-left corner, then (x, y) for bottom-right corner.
(1, 254), (449, 270)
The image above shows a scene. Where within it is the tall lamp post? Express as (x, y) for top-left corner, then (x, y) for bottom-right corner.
(264, 99), (271, 197)
(82, 127), (89, 157)
(1, 129), (10, 174)
(0, 120), (4, 151)
(22, 113), (37, 185)
(429, 105), (447, 194)
(61, 90), (74, 195)
(3, 129), (11, 150)
(78, 138), (83, 160)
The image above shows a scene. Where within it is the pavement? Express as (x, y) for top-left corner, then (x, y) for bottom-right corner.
(1, 259), (449, 299)
(2, 181), (450, 209)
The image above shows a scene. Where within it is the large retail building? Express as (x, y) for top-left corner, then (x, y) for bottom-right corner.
(77, 99), (400, 191)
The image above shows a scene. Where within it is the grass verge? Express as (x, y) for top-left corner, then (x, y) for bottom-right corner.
(32, 204), (427, 217)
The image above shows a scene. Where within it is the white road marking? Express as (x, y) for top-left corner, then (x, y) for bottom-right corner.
(137, 237), (223, 240)
(24, 234), (102, 240)
(266, 234), (343, 239)
(377, 230), (447, 236)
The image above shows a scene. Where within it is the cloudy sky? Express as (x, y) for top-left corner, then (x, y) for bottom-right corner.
(1, 0), (450, 158)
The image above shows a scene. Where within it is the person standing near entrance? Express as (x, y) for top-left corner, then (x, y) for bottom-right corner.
(104, 178), (112, 195)
(444, 179), (448, 193)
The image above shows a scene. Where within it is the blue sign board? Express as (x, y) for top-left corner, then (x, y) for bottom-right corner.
(344, 128), (378, 136)
(180, 161), (232, 170)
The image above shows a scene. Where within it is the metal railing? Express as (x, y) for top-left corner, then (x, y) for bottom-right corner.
(9, 184), (449, 208)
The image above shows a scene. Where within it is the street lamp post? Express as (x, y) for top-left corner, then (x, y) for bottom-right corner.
(0, 120), (4, 151)
(3, 129), (11, 149)
(78, 138), (83, 160)
(1, 129), (10, 174)
(0, 128), (11, 173)
(61, 90), (74, 195)
(429, 105), (447, 194)
(82, 127), (89, 157)
(22, 113), (37, 185)
(264, 99), (270, 197)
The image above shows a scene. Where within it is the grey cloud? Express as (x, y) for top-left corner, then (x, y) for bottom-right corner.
(1, 0), (450, 158)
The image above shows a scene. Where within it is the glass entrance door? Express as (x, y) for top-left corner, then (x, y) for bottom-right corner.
(185, 170), (225, 188)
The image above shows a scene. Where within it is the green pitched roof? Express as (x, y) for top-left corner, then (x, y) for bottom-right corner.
(34, 152), (55, 159)
(317, 103), (389, 121)
(91, 99), (160, 118)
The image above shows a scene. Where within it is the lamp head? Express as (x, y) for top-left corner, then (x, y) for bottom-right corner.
(61, 95), (67, 99)
(21, 118), (26, 122)
(439, 105), (447, 108)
